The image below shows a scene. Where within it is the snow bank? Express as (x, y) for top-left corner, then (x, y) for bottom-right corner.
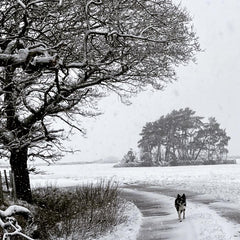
(96, 202), (142, 240)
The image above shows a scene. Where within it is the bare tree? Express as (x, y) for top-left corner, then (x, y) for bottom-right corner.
(0, 0), (200, 201)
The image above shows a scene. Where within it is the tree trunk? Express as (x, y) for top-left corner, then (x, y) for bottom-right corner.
(10, 147), (32, 203)
(156, 144), (162, 165)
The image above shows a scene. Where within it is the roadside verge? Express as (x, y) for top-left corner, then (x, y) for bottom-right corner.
(96, 201), (142, 240)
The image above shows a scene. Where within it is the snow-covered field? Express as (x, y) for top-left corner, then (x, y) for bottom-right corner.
(28, 163), (240, 240)
(30, 163), (240, 204)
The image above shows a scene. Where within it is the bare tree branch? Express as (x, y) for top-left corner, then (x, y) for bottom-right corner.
(0, 0), (200, 201)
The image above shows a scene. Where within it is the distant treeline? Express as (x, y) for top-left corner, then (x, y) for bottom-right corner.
(118, 108), (233, 167)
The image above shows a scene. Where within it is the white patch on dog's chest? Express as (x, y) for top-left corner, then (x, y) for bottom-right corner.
(179, 205), (186, 211)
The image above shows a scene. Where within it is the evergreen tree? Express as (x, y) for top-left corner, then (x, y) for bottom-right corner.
(138, 108), (230, 165)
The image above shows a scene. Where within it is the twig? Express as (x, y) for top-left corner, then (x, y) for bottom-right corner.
(2, 217), (34, 240)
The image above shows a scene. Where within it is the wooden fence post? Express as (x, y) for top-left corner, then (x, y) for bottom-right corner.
(9, 171), (17, 202)
(0, 171), (4, 204)
(4, 170), (9, 192)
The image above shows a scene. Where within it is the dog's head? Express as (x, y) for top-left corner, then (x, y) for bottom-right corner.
(175, 194), (186, 206)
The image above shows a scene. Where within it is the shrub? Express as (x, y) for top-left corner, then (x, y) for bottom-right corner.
(121, 149), (137, 164)
(139, 152), (153, 166)
(31, 180), (126, 240)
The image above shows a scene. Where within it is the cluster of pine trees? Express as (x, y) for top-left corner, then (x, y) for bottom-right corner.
(137, 108), (230, 166)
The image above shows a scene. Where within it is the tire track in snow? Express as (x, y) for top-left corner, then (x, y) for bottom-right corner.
(121, 185), (240, 240)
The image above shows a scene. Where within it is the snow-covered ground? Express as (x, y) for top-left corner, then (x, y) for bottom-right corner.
(27, 163), (240, 239)
(30, 163), (240, 204)
(96, 202), (142, 240)
(123, 189), (240, 240)
(158, 193), (240, 240)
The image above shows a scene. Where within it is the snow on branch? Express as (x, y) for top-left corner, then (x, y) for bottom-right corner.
(0, 205), (33, 240)
(58, 0), (63, 6)
(0, 205), (32, 219)
(16, 0), (27, 9)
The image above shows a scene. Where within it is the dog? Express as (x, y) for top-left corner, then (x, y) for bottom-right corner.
(175, 194), (186, 222)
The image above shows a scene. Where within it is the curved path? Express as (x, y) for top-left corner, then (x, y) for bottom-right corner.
(121, 184), (240, 240)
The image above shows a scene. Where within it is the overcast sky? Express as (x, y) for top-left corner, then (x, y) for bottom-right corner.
(63, 0), (240, 162)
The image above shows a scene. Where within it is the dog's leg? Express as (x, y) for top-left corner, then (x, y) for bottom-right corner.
(178, 211), (182, 222)
(183, 210), (185, 219)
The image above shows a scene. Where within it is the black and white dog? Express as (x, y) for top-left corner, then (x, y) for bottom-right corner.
(175, 194), (186, 222)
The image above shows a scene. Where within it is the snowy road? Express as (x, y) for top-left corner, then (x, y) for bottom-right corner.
(121, 184), (240, 240)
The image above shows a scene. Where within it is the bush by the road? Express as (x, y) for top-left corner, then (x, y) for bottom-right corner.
(31, 180), (126, 239)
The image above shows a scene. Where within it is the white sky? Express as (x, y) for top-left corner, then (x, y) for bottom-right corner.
(63, 0), (240, 162)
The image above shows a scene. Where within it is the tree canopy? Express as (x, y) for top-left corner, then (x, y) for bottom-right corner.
(0, 0), (200, 201)
(138, 108), (230, 165)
